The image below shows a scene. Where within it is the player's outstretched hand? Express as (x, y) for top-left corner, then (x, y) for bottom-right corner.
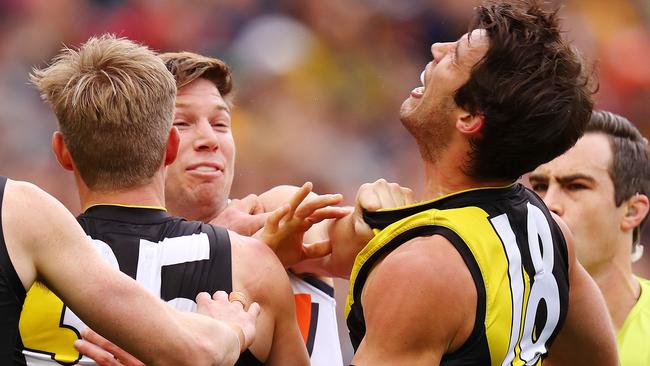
(256, 182), (348, 267)
(210, 194), (269, 236)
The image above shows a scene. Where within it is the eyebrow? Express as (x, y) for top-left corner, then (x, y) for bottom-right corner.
(556, 174), (596, 185)
(175, 101), (230, 113)
(528, 174), (548, 183)
(529, 173), (596, 185)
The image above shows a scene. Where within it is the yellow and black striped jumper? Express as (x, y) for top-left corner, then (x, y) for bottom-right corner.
(346, 184), (570, 365)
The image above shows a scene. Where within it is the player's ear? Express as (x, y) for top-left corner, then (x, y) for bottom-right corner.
(164, 127), (180, 166)
(621, 193), (649, 233)
(456, 111), (483, 136)
(51, 131), (74, 171)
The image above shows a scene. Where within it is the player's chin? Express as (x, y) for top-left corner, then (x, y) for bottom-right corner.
(399, 98), (419, 121)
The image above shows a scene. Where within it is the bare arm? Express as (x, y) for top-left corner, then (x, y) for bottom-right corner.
(230, 232), (310, 365)
(290, 179), (414, 278)
(544, 215), (619, 366)
(3, 179), (245, 366)
(74, 291), (261, 366)
(351, 236), (475, 365)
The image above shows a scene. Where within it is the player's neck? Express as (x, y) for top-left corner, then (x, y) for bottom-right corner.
(422, 159), (511, 201)
(588, 254), (640, 331)
(76, 171), (167, 212)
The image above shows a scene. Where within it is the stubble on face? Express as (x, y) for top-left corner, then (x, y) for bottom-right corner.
(400, 95), (456, 163)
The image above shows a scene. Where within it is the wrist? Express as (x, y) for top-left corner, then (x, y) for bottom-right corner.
(227, 322), (246, 353)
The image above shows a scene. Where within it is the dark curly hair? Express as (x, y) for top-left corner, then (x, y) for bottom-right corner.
(455, 0), (595, 182)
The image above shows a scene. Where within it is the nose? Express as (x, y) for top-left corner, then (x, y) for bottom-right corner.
(193, 119), (219, 152)
(431, 42), (453, 63)
(542, 185), (564, 217)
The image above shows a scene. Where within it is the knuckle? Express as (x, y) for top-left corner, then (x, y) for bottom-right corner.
(95, 354), (114, 363)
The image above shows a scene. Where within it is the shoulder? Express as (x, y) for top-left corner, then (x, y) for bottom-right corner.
(365, 234), (475, 305)
(3, 179), (74, 239)
(361, 234), (477, 351)
(618, 278), (650, 362)
(229, 230), (292, 299)
(229, 230), (282, 264)
(4, 179), (49, 208)
(2, 179), (87, 290)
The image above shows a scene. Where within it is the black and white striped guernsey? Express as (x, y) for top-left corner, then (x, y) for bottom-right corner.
(17, 205), (262, 366)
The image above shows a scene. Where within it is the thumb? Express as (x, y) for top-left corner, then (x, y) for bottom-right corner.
(236, 194), (263, 214)
(353, 214), (373, 239)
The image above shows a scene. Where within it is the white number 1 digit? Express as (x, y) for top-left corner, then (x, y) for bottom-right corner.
(491, 203), (561, 365)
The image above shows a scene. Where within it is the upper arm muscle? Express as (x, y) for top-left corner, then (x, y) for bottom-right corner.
(230, 232), (309, 365)
(352, 235), (476, 366)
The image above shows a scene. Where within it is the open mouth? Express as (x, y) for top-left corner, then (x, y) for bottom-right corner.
(410, 70), (427, 98)
(186, 163), (224, 176)
(191, 166), (219, 173)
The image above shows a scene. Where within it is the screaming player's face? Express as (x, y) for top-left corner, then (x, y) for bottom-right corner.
(400, 29), (488, 161)
(165, 78), (235, 222)
(530, 133), (628, 271)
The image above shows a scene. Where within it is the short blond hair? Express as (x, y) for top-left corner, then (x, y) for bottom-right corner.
(160, 51), (233, 105)
(32, 34), (176, 191)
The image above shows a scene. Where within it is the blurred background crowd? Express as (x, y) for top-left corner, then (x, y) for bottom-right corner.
(1, 0), (649, 360)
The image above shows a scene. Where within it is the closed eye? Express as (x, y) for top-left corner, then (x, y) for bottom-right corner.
(450, 42), (460, 66)
(565, 182), (588, 191)
(211, 120), (230, 130)
(173, 121), (190, 128)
